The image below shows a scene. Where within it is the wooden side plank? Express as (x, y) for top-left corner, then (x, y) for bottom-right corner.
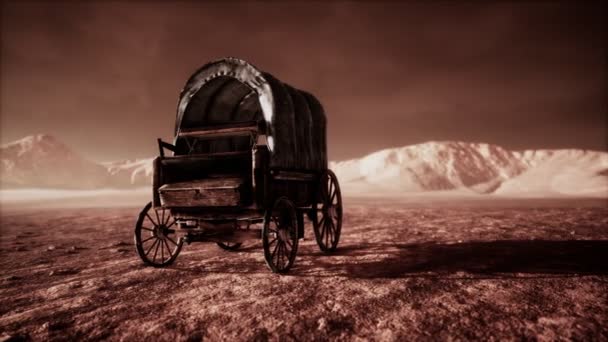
(178, 124), (257, 139)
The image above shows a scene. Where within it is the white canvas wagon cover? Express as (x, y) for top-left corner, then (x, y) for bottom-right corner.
(174, 58), (327, 171)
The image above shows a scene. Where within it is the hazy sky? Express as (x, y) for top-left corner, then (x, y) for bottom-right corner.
(1, 1), (606, 162)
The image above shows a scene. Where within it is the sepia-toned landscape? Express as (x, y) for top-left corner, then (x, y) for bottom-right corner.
(2, 1), (607, 340)
(1, 198), (607, 340)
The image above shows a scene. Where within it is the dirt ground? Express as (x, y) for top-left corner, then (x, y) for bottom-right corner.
(1, 198), (607, 341)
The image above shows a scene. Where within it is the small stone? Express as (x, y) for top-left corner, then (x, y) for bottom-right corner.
(42, 322), (50, 330)
(49, 271), (55, 276)
(317, 317), (327, 331)
(47, 245), (56, 251)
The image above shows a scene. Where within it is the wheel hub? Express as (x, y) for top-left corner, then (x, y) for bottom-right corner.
(154, 225), (167, 240)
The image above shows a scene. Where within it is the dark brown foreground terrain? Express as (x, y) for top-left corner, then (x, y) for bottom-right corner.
(1, 198), (607, 341)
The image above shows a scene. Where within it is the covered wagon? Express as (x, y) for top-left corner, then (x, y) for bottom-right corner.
(134, 58), (342, 273)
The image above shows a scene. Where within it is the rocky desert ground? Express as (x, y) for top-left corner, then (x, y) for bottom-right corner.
(1, 197), (607, 341)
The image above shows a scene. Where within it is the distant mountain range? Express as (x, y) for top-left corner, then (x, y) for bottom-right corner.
(330, 142), (608, 197)
(1, 134), (607, 197)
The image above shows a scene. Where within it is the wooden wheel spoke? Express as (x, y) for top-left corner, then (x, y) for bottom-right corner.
(328, 219), (336, 244)
(163, 240), (172, 258)
(331, 207), (339, 219)
(161, 209), (165, 226)
(141, 227), (154, 232)
(268, 236), (278, 246)
(154, 210), (161, 227)
(318, 216), (326, 228)
(166, 218), (177, 228)
(145, 213), (158, 226)
(141, 236), (155, 244)
(320, 219), (327, 244)
(271, 240), (280, 260)
(275, 242), (283, 267)
(145, 239), (159, 256)
(160, 239), (165, 261)
(280, 242), (287, 268)
(164, 210), (172, 226)
(327, 218), (335, 243)
(166, 236), (178, 246)
(326, 220), (331, 247)
(152, 241), (160, 262)
(285, 237), (293, 249)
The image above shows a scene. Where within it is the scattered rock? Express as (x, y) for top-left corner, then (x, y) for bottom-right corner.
(46, 281), (82, 299)
(83, 278), (109, 291)
(113, 248), (130, 253)
(317, 317), (327, 331)
(47, 245), (56, 251)
(49, 268), (80, 277)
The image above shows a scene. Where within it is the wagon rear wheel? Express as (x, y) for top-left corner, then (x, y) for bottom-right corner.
(262, 197), (299, 273)
(217, 242), (242, 251)
(134, 202), (183, 267)
(313, 170), (343, 252)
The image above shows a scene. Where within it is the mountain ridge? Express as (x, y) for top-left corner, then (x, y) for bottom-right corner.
(330, 141), (608, 196)
(1, 134), (607, 197)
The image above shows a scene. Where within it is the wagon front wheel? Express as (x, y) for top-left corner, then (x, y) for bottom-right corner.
(313, 170), (343, 252)
(262, 197), (299, 273)
(134, 202), (183, 267)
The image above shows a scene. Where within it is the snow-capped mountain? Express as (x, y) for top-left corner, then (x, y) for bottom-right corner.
(102, 158), (154, 187)
(496, 149), (608, 196)
(0, 134), (112, 189)
(330, 141), (608, 197)
(1, 134), (607, 197)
